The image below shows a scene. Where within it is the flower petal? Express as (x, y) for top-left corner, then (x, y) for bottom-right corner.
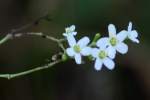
(116, 42), (128, 54)
(128, 30), (139, 43)
(128, 22), (132, 32)
(65, 27), (69, 32)
(66, 48), (75, 57)
(107, 46), (116, 59)
(91, 48), (99, 58)
(67, 35), (76, 47)
(108, 24), (116, 37)
(117, 30), (128, 42)
(131, 38), (139, 43)
(75, 53), (82, 64)
(94, 58), (103, 71)
(103, 58), (115, 70)
(77, 36), (90, 48)
(130, 30), (138, 38)
(70, 25), (75, 31)
(96, 37), (109, 49)
(72, 32), (77, 35)
(81, 47), (91, 56)
(63, 33), (67, 37)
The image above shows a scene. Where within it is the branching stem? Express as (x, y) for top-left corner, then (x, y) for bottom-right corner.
(0, 59), (62, 80)
(0, 14), (67, 80)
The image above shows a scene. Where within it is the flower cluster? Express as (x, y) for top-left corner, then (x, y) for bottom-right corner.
(63, 22), (139, 71)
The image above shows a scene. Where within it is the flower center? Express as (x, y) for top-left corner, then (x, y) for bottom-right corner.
(66, 28), (72, 33)
(73, 45), (81, 53)
(98, 50), (107, 59)
(110, 37), (117, 46)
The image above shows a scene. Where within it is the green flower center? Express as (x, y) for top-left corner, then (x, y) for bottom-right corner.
(110, 37), (117, 46)
(66, 28), (72, 33)
(73, 45), (81, 53)
(98, 50), (107, 59)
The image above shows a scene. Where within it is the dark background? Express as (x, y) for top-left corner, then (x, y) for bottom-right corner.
(0, 0), (150, 100)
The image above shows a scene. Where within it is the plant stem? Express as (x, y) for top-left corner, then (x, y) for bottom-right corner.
(0, 32), (66, 52)
(26, 32), (66, 51)
(0, 59), (62, 80)
(26, 32), (60, 42)
(0, 34), (13, 45)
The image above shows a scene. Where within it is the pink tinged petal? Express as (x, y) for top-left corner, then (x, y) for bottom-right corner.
(75, 53), (82, 64)
(94, 58), (103, 71)
(81, 47), (91, 56)
(107, 46), (116, 59)
(128, 22), (132, 31)
(117, 30), (128, 42)
(116, 42), (128, 54)
(91, 48), (99, 58)
(108, 24), (116, 37)
(77, 36), (90, 48)
(103, 58), (115, 70)
(67, 35), (76, 47)
(66, 48), (75, 57)
(96, 37), (109, 49)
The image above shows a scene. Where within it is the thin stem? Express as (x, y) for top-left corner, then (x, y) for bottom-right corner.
(26, 32), (60, 42)
(0, 14), (67, 79)
(0, 34), (13, 45)
(0, 59), (62, 80)
(10, 13), (50, 34)
(58, 42), (66, 52)
(0, 32), (66, 52)
(0, 12), (51, 45)
(25, 32), (66, 51)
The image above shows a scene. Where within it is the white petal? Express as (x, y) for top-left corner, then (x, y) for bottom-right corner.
(72, 32), (77, 35)
(128, 22), (132, 31)
(96, 37), (109, 49)
(132, 38), (139, 43)
(103, 58), (115, 70)
(91, 48), (99, 58)
(63, 33), (67, 37)
(128, 30), (138, 39)
(70, 25), (75, 31)
(65, 27), (69, 32)
(108, 24), (116, 37)
(117, 30), (128, 42)
(116, 42), (128, 54)
(81, 47), (91, 56)
(130, 30), (138, 37)
(94, 58), (103, 71)
(67, 35), (76, 47)
(66, 48), (75, 57)
(77, 36), (90, 48)
(75, 53), (82, 64)
(128, 30), (139, 43)
(107, 46), (116, 59)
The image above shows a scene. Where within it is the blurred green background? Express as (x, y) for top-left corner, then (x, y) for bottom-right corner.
(0, 0), (150, 100)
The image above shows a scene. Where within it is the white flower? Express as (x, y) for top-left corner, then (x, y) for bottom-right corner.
(126, 22), (139, 43)
(66, 36), (91, 64)
(63, 25), (77, 37)
(91, 44), (115, 71)
(97, 24), (128, 59)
